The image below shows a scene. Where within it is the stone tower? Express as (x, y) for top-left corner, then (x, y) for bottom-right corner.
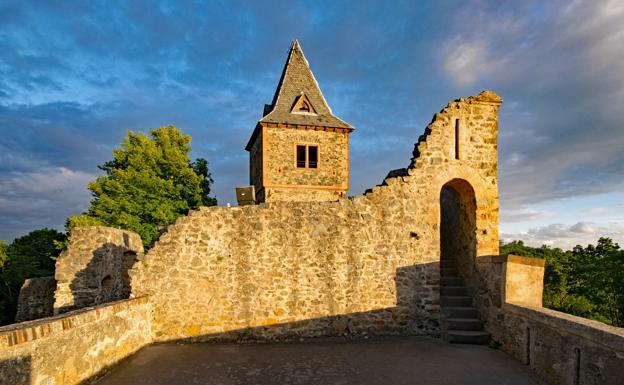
(245, 40), (354, 203)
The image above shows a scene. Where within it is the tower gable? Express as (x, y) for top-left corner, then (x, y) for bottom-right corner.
(259, 39), (353, 130)
(290, 93), (317, 115)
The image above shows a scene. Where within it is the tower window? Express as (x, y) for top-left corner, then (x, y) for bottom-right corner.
(296, 144), (319, 168)
(308, 146), (318, 168)
(297, 145), (306, 168)
(299, 101), (310, 112)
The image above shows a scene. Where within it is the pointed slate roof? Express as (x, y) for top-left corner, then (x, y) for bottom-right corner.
(259, 40), (353, 130)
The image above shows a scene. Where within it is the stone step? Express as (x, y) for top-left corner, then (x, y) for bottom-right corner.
(442, 307), (478, 318)
(441, 277), (463, 286)
(447, 318), (484, 331)
(440, 260), (455, 268)
(447, 330), (490, 345)
(441, 296), (472, 307)
(440, 286), (468, 296)
(440, 267), (458, 277)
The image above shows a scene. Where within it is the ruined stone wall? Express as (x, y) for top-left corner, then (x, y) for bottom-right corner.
(130, 91), (502, 342)
(15, 277), (56, 323)
(0, 297), (151, 385)
(262, 126), (349, 202)
(54, 227), (143, 314)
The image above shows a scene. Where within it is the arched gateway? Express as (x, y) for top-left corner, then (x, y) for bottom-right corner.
(440, 178), (477, 276)
(439, 178), (489, 344)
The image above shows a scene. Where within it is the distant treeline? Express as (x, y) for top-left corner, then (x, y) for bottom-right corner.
(501, 238), (624, 327)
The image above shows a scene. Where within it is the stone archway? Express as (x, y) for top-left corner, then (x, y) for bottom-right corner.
(439, 178), (477, 278)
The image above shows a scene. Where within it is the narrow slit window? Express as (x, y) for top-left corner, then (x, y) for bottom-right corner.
(308, 146), (318, 168)
(454, 118), (460, 160)
(296, 145), (306, 168)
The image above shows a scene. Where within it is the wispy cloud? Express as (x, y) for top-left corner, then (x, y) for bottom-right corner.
(501, 208), (556, 223)
(0, 167), (94, 239)
(580, 207), (610, 216)
(502, 221), (624, 249)
(453, 1), (624, 208)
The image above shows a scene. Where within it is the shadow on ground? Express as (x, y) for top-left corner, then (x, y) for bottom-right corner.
(91, 336), (543, 385)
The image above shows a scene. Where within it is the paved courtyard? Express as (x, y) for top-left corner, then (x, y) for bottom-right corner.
(95, 336), (543, 385)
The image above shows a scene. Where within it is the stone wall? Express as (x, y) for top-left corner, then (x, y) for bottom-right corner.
(262, 126), (349, 202)
(15, 277), (56, 323)
(499, 304), (624, 385)
(248, 129), (264, 200)
(130, 91), (502, 342)
(264, 186), (343, 203)
(54, 227), (143, 314)
(0, 297), (151, 385)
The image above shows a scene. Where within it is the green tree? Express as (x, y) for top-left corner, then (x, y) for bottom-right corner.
(80, 125), (216, 247)
(0, 240), (7, 269)
(501, 238), (624, 327)
(570, 238), (623, 325)
(191, 157), (217, 206)
(0, 228), (65, 325)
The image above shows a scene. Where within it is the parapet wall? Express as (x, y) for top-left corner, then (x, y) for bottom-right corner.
(130, 91), (502, 342)
(489, 254), (624, 385)
(500, 304), (624, 385)
(0, 297), (151, 385)
(502, 255), (545, 307)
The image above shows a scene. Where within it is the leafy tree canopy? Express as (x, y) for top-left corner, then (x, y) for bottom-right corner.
(75, 125), (216, 247)
(0, 240), (7, 269)
(501, 237), (624, 327)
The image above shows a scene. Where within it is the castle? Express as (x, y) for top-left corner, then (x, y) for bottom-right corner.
(0, 41), (622, 385)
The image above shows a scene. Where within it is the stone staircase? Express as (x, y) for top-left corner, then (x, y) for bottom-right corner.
(440, 259), (490, 345)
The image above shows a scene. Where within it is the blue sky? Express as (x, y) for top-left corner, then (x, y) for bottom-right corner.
(0, 0), (623, 249)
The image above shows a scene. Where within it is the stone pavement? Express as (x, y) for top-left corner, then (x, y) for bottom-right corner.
(95, 336), (543, 385)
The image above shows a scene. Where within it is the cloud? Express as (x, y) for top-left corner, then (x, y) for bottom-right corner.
(502, 221), (624, 249)
(0, 1), (623, 243)
(443, 39), (489, 87)
(501, 208), (555, 223)
(440, 1), (624, 210)
(0, 167), (95, 240)
(569, 222), (596, 234)
(580, 207), (610, 216)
